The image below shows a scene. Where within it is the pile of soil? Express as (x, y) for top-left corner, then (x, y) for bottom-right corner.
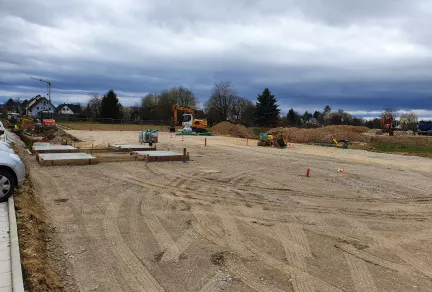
(267, 125), (371, 143)
(210, 121), (256, 139)
(366, 129), (383, 136)
(42, 128), (81, 144)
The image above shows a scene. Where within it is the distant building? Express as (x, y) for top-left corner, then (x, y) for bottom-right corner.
(26, 95), (55, 117)
(56, 103), (82, 115)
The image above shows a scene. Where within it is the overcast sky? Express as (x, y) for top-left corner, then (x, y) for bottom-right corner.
(1, 0), (432, 118)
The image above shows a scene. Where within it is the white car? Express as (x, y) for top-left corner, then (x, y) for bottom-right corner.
(0, 140), (25, 202)
(0, 141), (14, 154)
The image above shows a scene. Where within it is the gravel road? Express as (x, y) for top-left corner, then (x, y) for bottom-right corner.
(27, 131), (432, 291)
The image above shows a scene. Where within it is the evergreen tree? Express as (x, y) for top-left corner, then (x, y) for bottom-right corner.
(302, 111), (312, 124)
(286, 108), (297, 126)
(101, 90), (122, 119)
(253, 88), (280, 127)
(323, 105), (331, 116)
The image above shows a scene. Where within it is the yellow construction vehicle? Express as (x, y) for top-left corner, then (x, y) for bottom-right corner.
(19, 115), (35, 130)
(170, 105), (208, 133)
(331, 136), (351, 149)
(257, 133), (287, 148)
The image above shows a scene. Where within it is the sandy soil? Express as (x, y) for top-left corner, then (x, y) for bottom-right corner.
(25, 130), (432, 292)
(60, 123), (182, 132)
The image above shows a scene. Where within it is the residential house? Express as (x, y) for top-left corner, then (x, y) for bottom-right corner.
(56, 103), (82, 115)
(26, 95), (55, 117)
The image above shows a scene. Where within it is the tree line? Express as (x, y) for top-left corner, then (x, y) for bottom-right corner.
(82, 83), (419, 129)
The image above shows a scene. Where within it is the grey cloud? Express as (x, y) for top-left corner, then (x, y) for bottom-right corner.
(1, 0), (432, 115)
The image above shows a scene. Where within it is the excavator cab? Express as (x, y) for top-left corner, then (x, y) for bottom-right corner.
(171, 105), (208, 133)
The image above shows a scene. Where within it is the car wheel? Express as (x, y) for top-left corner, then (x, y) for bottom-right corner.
(0, 170), (15, 202)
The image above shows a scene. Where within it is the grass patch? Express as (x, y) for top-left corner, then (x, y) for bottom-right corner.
(374, 141), (432, 156)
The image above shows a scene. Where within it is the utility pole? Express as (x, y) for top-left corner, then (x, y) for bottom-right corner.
(30, 77), (52, 102)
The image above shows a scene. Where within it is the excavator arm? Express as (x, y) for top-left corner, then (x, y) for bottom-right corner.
(172, 105), (196, 124)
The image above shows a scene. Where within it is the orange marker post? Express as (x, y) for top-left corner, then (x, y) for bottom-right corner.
(306, 168), (311, 177)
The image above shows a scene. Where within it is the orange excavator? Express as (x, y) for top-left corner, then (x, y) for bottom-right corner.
(35, 110), (57, 133)
(381, 115), (400, 136)
(170, 105), (208, 133)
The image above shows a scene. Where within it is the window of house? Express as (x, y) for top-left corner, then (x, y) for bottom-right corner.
(37, 107), (39, 110)
(44, 101), (46, 105)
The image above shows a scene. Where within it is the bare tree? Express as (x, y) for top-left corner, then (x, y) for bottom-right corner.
(400, 112), (418, 130)
(382, 108), (398, 118)
(324, 110), (353, 125)
(230, 97), (254, 123)
(205, 81), (237, 123)
(88, 93), (102, 118)
(165, 87), (197, 108)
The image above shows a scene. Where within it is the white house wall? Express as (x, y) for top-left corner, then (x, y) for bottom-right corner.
(28, 100), (55, 117)
(59, 106), (74, 115)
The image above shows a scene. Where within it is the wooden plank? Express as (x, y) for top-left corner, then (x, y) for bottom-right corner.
(95, 155), (140, 163)
(37, 153), (97, 166)
(35, 148), (80, 154)
(38, 157), (97, 166)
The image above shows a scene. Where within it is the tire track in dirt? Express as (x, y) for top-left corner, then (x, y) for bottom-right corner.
(336, 243), (412, 274)
(287, 224), (312, 258)
(190, 210), (227, 248)
(225, 259), (286, 292)
(344, 218), (432, 279)
(216, 206), (253, 257)
(197, 271), (226, 292)
(246, 242), (342, 292)
(194, 207), (335, 292)
(129, 192), (157, 267)
(80, 204), (128, 292)
(161, 229), (198, 262)
(141, 209), (177, 251)
(47, 172), (122, 292)
(343, 252), (378, 292)
(140, 191), (198, 262)
(48, 172), (131, 292)
(274, 224), (313, 281)
(104, 191), (164, 292)
(213, 206), (291, 292)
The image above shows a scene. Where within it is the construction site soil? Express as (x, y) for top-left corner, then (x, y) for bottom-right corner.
(210, 122), (256, 139)
(268, 125), (432, 145)
(22, 130), (432, 292)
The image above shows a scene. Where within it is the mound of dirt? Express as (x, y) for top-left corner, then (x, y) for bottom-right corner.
(40, 128), (81, 144)
(267, 125), (371, 143)
(210, 121), (256, 139)
(367, 129), (383, 135)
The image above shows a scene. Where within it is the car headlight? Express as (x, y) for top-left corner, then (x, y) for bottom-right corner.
(8, 153), (21, 162)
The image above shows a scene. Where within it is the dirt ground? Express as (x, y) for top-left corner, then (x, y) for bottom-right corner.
(24, 130), (432, 292)
(59, 123), (181, 132)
